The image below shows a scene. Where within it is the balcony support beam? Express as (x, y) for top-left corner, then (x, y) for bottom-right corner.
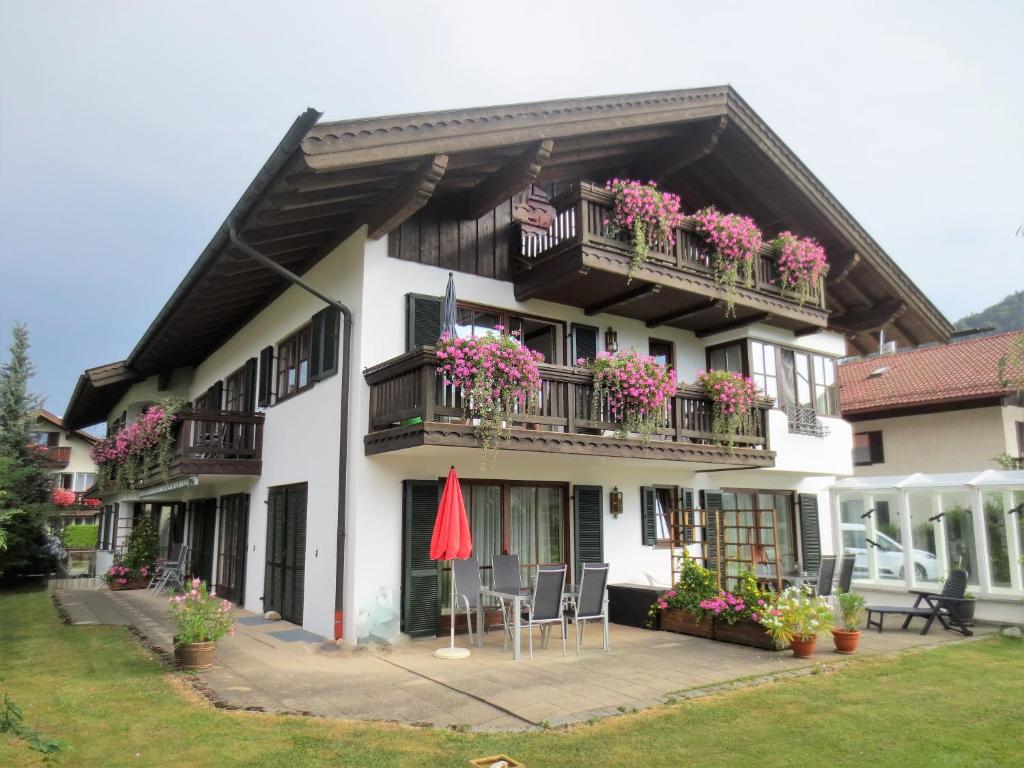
(365, 154), (449, 240)
(634, 116), (728, 183)
(647, 299), (720, 328)
(584, 283), (661, 316)
(830, 301), (906, 334)
(696, 313), (770, 338)
(461, 140), (553, 220)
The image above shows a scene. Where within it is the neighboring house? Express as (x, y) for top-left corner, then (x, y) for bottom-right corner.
(62, 87), (951, 642)
(28, 410), (101, 526)
(838, 331), (1024, 476)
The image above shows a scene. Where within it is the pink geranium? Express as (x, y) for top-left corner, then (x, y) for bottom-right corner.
(583, 350), (677, 441)
(604, 179), (684, 280)
(695, 369), (760, 450)
(692, 206), (763, 316)
(772, 231), (828, 306)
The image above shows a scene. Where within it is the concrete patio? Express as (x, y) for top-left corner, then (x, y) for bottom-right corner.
(51, 580), (993, 732)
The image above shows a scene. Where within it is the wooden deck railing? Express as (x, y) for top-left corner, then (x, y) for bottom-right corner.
(366, 349), (770, 450)
(174, 410), (265, 462)
(517, 182), (825, 310)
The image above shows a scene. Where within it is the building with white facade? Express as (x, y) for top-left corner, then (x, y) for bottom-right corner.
(63, 88), (953, 642)
(28, 410), (100, 525)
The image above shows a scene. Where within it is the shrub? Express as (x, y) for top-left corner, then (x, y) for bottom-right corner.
(169, 579), (235, 647)
(61, 524), (98, 549)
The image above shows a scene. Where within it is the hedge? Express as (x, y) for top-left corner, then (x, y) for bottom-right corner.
(62, 524), (99, 550)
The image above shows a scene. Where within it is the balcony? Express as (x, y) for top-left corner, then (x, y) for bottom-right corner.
(134, 410), (264, 489)
(513, 182), (830, 335)
(34, 445), (71, 467)
(364, 349), (775, 467)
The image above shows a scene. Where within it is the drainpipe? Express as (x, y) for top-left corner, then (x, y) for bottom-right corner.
(228, 224), (353, 641)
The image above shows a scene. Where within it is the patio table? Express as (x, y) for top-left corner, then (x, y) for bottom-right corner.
(476, 585), (580, 660)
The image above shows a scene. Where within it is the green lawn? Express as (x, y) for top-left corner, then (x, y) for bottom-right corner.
(1, 586), (1020, 768)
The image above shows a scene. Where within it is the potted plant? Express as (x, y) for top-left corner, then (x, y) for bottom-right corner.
(102, 518), (158, 590)
(169, 579), (235, 669)
(758, 587), (834, 658)
(695, 369), (761, 450)
(693, 206), (763, 316)
(652, 552), (717, 638)
(706, 570), (783, 650)
(90, 398), (186, 490)
(832, 590), (866, 654)
(435, 327), (543, 460)
(583, 350), (677, 441)
(771, 231), (828, 307)
(953, 591), (976, 623)
(603, 178), (684, 280)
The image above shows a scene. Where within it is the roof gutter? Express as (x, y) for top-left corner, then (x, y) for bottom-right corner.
(126, 108), (323, 371)
(227, 225), (354, 642)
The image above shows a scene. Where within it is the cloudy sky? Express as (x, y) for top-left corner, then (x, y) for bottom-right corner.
(1, 1), (1021, 416)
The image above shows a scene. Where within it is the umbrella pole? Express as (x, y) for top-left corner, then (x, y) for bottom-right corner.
(434, 560), (470, 659)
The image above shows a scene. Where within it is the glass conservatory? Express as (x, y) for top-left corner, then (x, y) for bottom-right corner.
(831, 471), (1024, 598)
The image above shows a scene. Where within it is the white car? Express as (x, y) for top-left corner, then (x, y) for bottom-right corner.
(840, 523), (941, 581)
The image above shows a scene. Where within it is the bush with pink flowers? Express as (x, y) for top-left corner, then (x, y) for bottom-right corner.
(693, 206), (764, 316)
(695, 369), (761, 449)
(604, 179), (685, 280)
(50, 489), (76, 507)
(168, 579), (235, 647)
(90, 398), (186, 490)
(101, 562), (152, 587)
(772, 231), (828, 306)
(436, 328), (543, 458)
(583, 350), (677, 441)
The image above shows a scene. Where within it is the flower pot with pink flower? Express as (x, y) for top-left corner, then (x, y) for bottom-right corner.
(169, 579), (235, 669)
(695, 369), (761, 450)
(771, 232), (829, 307)
(583, 350), (677, 441)
(693, 206), (763, 316)
(604, 179), (684, 281)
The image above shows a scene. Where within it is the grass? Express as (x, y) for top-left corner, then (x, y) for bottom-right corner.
(1, 586), (1021, 767)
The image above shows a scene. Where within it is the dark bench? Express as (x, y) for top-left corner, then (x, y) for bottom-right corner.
(866, 605), (932, 633)
(865, 569), (973, 637)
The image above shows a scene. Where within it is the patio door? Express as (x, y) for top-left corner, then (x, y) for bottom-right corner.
(264, 483), (307, 625)
(216, 494), (249, 604)
(189, 498), (217, 584)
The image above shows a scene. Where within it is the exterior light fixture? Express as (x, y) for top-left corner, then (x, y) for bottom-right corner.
(605, 327), (618, 353)
(609, 486), (623, 518)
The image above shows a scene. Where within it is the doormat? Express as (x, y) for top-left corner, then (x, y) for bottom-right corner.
(267, 628), (326, 643)
(237, 616), (274, 626)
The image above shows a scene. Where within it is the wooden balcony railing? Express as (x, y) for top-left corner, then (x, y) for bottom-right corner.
(518, 182), (825, 310)
(365, 349), (774, 464)
(34, 445), (71, 466)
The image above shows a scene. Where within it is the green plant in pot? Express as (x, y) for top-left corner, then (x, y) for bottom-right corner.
(168, 579), (235, 669)
(955, 591), (976, 623)
(832, 590), (866, 654)
(757, 587), (833, 658)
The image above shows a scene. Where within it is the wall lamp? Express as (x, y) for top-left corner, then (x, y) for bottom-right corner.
(605, 327), (618, 353)
(609, 487), (623, 519)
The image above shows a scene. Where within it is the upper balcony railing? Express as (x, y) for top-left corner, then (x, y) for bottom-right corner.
(364, 349), (775, 466)
(516, 181), (826, 311)
(32, 445), (71, 467)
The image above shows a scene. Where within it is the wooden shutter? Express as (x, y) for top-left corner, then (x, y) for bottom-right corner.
(243, 358), (258, 412)
(798, 493), (822, 573)
(406, 294), (443, 351)
(701, 490), (723, 576)
(640, 486), (657, 546)
(402, 480), (440, 638)
(571, 323), (599, 363)
(869, 432), (885, 464)
(257, 346), (274, 408)
(264, 487), (286, 615)
(206, 380), (224, 412)
(282, 484), (307, 625)
(46, 432), (59, 447)
(573, 485), (604, 583)
(310, 307), (341, 382)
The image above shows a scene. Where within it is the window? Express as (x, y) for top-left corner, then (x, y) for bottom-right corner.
(72, 473), (95, 492)
(28, 431), (57, 448)
(649, 339), (674, 369)
(58, 473), (74, 490)
(276, 324), (312, 401)
(652, 486), (678, 547)
(708, 342), (744, 374)
(722, 490), (798, 573)
(853, 431), (884, 466)
(1016, 421), (1024, 459)
(750, 341), (778, 399)
(456, 302), (564, 364)
(225, 364), (250, 412)
(813, 355), (838, 416)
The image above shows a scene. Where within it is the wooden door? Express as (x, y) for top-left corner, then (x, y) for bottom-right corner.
(189, 498), (217, 585)
(264, 484), (307, 624)
(216, 494), (249, 604)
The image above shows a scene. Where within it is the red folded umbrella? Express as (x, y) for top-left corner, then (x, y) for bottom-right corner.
(430, 466), (472, 561)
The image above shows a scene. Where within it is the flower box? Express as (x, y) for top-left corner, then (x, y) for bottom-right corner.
(713, 619), (783, 650)
(659, 608), (714, 639)
(108, 577), (149, 591)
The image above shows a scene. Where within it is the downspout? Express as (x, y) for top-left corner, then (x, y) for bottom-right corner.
(228, 224), (353, 641)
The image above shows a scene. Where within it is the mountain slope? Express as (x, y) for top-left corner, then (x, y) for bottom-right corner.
(955, 290), (1024, 333)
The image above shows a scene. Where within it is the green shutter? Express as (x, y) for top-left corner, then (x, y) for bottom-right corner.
(310, 307), (340, 382)
(206, 380), (224, 412)
(402, 480), (440, 638)
(640, 487), (657, 546)
(798, 493), (822, 573)
(243, 358), (258, 412)
(573, 485), (604, 583)
(701, 490), (723, 576)
(283, 484), (307, 625)
(257, 346), (274, 407)
(264, 487), (286, 615)
(406, 294), (443, 351)
(571, 323), (599, 363)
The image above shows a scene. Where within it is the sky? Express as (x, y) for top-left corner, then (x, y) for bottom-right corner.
(1, 1), (1022, 416)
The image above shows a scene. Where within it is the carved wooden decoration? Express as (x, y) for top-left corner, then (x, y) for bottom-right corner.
(512, 185), (556, 237)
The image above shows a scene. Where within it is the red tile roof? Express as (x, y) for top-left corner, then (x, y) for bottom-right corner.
(838, 330), (1022, 415)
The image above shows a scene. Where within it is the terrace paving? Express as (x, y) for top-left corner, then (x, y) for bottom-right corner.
(51, 581), (994, 732)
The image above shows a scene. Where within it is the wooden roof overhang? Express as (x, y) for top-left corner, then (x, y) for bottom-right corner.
(64, 361), (146, 430)
(66, 87), (951, 427)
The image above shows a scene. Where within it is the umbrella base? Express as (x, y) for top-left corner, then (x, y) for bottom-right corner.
(433, 646), (471, 659)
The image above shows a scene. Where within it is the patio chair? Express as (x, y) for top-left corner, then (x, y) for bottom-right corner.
(866, 569), (973, 636)
(452, 558), (483, 640)
(492, 554), (522, 594)
(814, 556), (838, 597)
(836, 554), (855, 594)
(521, 564), (567, 659)
(150, 546), (190, 595)
(565, 563), (609, 655)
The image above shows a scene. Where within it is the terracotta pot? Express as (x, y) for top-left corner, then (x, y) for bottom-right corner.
(175, 641), (217, 670)
(660, 608), (714, 639)
(831, 628), (861, 654)
(790, 636), (817, 658)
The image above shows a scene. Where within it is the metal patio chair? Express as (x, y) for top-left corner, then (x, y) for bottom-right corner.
(452, 558), (484, 640)
(150, 545), (190, 595)
(565, 563), (610, 655)
(521, 564), (567, 659)
(492, 553), (522, 644)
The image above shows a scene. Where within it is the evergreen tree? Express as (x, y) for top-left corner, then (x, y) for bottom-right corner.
(0, 324), (56, 581)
